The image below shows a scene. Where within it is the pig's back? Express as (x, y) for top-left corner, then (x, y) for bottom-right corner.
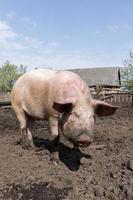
(12, 69), (89, 102)
(14, 69), (55, 86)
(13, 69), (82, 90)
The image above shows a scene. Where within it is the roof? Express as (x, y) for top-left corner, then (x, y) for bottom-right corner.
(68, 67), (121, 87)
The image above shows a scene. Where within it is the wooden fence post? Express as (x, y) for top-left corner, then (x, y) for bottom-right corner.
(131, 91), (133, 106)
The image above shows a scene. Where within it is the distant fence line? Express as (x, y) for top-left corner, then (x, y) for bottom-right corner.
(92, 91), (133, 106)
(103, 92), (133, 106)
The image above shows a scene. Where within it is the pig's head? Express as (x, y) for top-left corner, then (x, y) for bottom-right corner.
(53, 98), (118, 148)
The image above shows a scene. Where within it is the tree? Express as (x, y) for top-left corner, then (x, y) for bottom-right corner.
(0, 60), (27, 92)
(18, 64), (27, 74)
(121, 51), (133, 91)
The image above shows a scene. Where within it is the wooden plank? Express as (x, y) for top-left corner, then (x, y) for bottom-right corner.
(0, 101), (11, 106)
(0, 93), (11, 106)
(0, 105), (11, 109)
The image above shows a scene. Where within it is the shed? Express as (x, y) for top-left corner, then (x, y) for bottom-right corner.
(68, 67), (121, 88)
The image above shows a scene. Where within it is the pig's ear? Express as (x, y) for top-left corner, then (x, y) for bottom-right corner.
(53, 98), (76, 113)
(53, 102), (73, 113)
(92, 100), (118, 117)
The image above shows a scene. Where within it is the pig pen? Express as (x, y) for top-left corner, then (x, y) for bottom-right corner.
(0, 105), (133, 200)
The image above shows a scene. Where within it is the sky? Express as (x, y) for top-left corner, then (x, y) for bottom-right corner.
(0, 0), (133, 70)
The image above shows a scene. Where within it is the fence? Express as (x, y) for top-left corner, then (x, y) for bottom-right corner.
(92, 91), (133, 106)
(102, 92), (133, 106)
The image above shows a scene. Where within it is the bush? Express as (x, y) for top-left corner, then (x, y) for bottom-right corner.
(0, 60), (27, 92)
(121, 51), (133, 91)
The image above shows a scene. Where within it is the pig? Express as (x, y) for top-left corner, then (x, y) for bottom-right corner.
(11, 69), (117, 150)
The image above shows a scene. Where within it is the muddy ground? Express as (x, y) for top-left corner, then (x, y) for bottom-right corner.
(0, 105), (133, 200)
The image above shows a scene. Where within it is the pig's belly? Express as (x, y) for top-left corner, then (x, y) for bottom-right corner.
(22, 104), (49, 120)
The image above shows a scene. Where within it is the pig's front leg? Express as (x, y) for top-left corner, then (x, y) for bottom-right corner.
(49, 117), (60, 165)
(49, 116), (60, 149)
(49, 116), (60, 144)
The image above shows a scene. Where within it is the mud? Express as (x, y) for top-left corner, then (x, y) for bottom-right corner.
(0, 106), (133, 200)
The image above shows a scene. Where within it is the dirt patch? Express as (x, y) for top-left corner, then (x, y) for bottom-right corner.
(1, 182), (72, 200)
(0, 106), (133, 200)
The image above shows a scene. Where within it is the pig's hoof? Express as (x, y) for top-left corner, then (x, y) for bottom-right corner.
(22, 143), (36, 150)
(34, 147), (44, 152)
(50, 152), (59, 166)
(49, 140), (60, 153)
(49, 135), (60, 147)
(22, 145), (30, 150)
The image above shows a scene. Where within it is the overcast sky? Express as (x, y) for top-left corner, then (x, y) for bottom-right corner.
(0, 0), (133, 70)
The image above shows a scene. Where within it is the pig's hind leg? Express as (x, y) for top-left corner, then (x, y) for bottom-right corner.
(14, 106), (34, 149)
(26, 116), (35, 149)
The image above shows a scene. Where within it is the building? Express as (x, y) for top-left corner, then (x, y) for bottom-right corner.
(68, 67), (121, 88)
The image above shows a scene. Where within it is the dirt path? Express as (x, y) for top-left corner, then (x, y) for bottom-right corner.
(0, 106), (133, 200)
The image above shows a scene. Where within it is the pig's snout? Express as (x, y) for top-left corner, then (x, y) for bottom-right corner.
(77, 134), (93, 147)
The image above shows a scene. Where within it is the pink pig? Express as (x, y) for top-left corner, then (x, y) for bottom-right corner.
(11, 69), (117, 149)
